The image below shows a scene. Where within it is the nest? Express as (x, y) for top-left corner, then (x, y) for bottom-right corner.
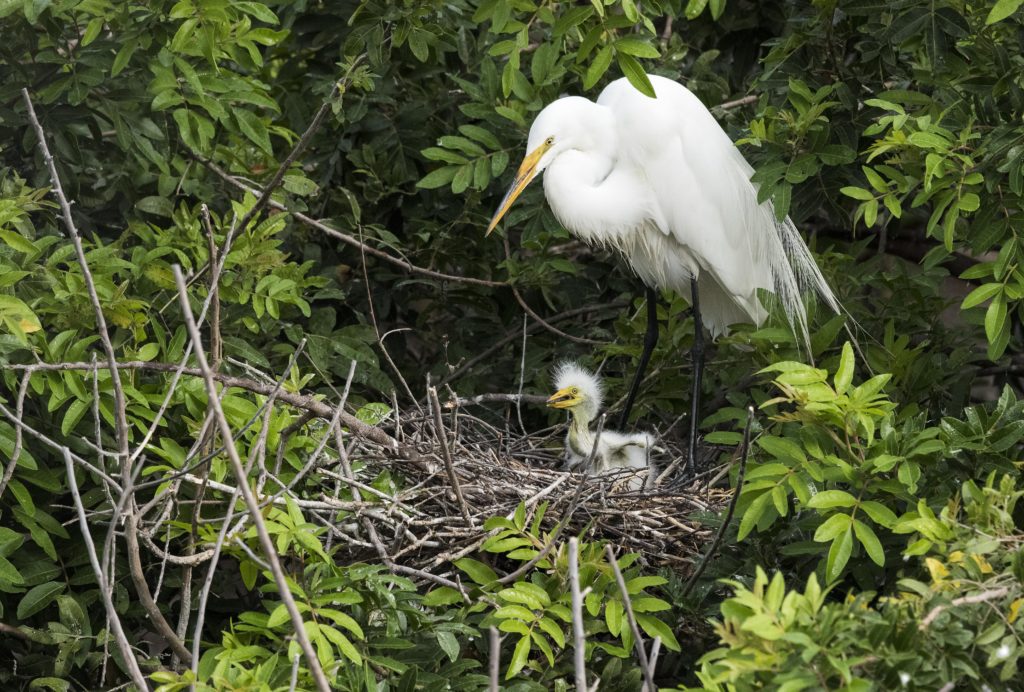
(314, 391), (730, 580)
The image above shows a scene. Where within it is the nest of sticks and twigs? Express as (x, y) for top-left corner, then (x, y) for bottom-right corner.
(316, 388), (733, 582)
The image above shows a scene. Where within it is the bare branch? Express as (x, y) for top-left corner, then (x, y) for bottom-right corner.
(569, 537), (587, 691)
(682, 406), (754, 599)
(429, 387), (473, 526)
(22, 87), (188, 664)
(605, 544), (655, 692)
(62, 450), (149, 689)
(172, 265), (332, 692)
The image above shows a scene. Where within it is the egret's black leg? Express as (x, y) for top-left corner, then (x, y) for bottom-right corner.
(687, 276), (704, 476)
(618, 286), (659, 429)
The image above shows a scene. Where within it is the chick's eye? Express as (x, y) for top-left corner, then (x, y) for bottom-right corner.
(570, 387), (578, 394)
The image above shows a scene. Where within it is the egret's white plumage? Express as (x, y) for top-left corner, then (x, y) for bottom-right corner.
(488, 74), (840, 347)
(547, 362), (658, 489)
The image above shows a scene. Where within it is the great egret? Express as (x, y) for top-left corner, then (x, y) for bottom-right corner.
(487, 74), (840, 473)
(547, 361), (658, 490)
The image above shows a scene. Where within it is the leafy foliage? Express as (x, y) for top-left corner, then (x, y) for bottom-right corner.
(3, 0), (1024, 688)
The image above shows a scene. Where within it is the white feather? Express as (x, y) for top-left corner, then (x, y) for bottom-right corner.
(551, 362), (659, 489)
(528, 75), (840, 348)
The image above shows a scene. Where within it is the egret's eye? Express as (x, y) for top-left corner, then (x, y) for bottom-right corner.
(570, 387), (579, 395)
(545, 136), (554, 145)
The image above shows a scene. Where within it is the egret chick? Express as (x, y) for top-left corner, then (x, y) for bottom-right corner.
(546, 362), (658, 489)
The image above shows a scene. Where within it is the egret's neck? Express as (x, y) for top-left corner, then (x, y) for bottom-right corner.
(567, 410), (596, 458)
(543, 149), (648, 246)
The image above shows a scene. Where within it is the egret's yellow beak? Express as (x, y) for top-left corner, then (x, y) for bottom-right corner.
(546, 387), (580, 409)
(485, 140), (552, 236)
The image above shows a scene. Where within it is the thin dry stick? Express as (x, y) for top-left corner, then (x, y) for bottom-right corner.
(22, 87), (191, 664)
(920, 587), (1012, 630)
(62, 449), (149, 689)
(503, 236), (602, 346)
(429, 386), (473, 525)
(568, 537), (587, 691)
(190, 482), (242, 682)
(172, 265), (331, 692)
(0, 373), (31, 500)
(199, 156), (505, 288)
(682, 406), (754, 599)
(605, 544), (655, 692)
(8, 360), (411, 460)
(489, 626), (500, 692)
(233, 79), (342, 235)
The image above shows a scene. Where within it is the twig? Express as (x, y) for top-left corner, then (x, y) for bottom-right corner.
(429, 386), (473, 526)
(605, 544), (655, 692)
(489, 626), (500, 692)
(7, 360), (414, 461)
(358, 232), (418, 404)
(919, 587), (1012, 630)
(233, 79), (342, 235)
(0, 373), (31, 500)
(714, 94), (758, 111)
(173, 265), (332, 692)
(190, 480), (242, 681)
(62, 450), (149, 689)
(569, 537), (587, 691)
(199, 156), (506, 288)
(445, 392), (549, 408)
(436, 301), (624, 389)
(681, 406), (754, 599)
(23, 88), (189, 664)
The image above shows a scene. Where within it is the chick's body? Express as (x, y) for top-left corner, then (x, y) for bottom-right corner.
(548, 362), (658, 489)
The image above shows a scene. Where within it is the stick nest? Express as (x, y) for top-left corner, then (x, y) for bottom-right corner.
(327, 395), (729, 578)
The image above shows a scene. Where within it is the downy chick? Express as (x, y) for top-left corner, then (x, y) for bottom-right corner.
(546, 362), (658, 489)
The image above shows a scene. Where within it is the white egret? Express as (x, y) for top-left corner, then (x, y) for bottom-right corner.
(487, 74), (841, 473)
(547, 361), (658, 490)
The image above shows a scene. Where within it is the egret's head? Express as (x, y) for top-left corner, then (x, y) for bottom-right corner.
(546, 361), (603, 422)
(486, 97), (608, 236)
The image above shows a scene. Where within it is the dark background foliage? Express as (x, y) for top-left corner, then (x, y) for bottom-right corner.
(3, 0), (1024, 688)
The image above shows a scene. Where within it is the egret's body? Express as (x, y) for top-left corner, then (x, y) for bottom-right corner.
(547, 362), (657, 490)
(488, 74), (841, 473)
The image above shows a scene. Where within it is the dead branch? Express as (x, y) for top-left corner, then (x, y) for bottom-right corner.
(173, 265), (332, 692)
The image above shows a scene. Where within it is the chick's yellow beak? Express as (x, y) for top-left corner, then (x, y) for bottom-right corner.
(546, 387), (579, 409)
(485, 140), (552, 236)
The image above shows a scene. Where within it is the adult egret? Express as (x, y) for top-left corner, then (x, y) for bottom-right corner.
(487, 74), (840, 473)
(547, 361), (658, 490)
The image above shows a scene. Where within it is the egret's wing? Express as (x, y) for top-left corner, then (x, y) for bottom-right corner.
(597, 76), (839, 346)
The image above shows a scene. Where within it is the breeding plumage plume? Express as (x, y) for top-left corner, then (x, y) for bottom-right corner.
(546, 362), (658, 490)
(488, 74), (841, 473)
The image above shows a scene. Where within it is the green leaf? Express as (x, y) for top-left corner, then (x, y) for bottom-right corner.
(737, 491), (771, 540)
(614, 38), (659, 58)
(853, 519), (885, 566)
(235, 109), (273, 155)
(454, 558), (498, 586)
(584, 45), (613, 89)
(985, 295), (1008, 344)
(813, 512), (852, 542)
(422, 587), (464, 607)
(635, 614), (681, 651)
(136, 196), (174, 217)
(987, 0), (1024, 24)
(617, 53), (655, 98)
(436, 630), (460, 662)
(807, 490), (857, 510)
(840, 186), (874, 201)
(833, 342), (854, 395)
(17, 581), (65, 619)
(825, 527), (853, 581)
(961, 283), (1002, 310)
(506, 634), (531, 679)
(417, 166), (458, 189)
